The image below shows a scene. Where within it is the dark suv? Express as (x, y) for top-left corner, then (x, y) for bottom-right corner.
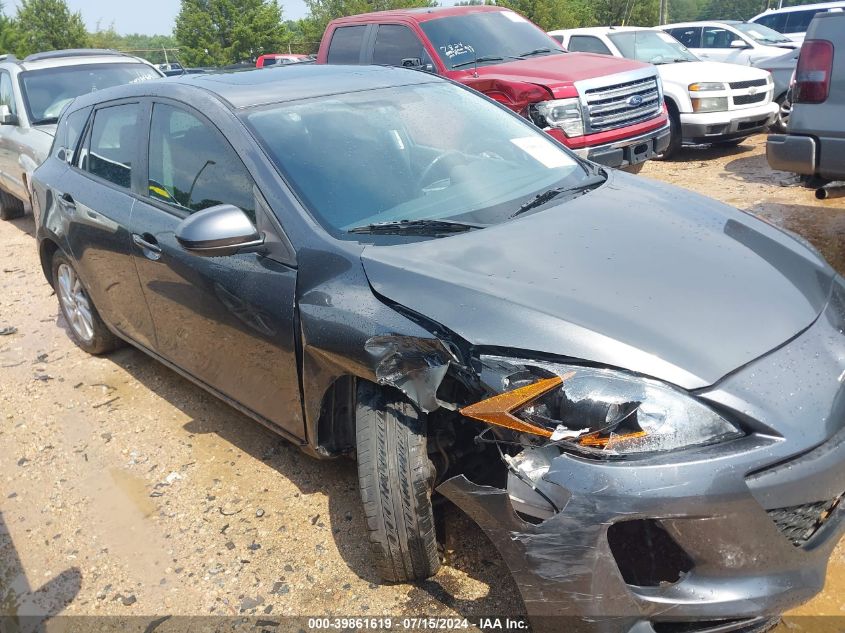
(33, 65), (844, 633)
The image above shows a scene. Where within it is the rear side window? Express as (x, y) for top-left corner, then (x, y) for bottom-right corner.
(667, 27), (701, 48)
(80, 103), (140, 189)
(754, 13), (787, 32)
(147, 103), (256, 221)
(568, 35), (613, 55)
(372, 24), (429, 67)
(327, 25), (366, 64)
(785, 9), (821, 32)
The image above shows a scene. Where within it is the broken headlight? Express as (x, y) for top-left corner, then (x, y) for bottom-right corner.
(462, 356), (743, 455)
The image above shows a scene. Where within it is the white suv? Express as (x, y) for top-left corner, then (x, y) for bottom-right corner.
(658, 21), (797, 66)
(0, 49), (161, 220)
(750, 1), (845, 43)
(550, 27), (778, 157)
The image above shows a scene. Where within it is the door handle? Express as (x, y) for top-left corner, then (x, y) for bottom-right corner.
(132, 233), (162, 259)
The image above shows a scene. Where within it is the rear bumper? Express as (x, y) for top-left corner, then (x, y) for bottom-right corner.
(768, 133), (845, 180)
(681, 102), (778, 143)
(570, 123), (671, 168)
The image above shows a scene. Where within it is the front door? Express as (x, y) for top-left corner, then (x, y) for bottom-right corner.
(130, 101), (303, 438)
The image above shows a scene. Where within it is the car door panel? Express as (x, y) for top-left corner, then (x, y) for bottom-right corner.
(131, 101), (303, 438)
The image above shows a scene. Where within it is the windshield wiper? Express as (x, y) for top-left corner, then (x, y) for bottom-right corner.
(518, 48), (556, 58)
(510, 174), (606, 219)
(452, 56), (506, 68)
(32, 117), (58, 125)
(347, 218), (484, 236)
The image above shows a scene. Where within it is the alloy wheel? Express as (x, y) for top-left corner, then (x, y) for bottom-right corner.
(56, 263), (94, 342)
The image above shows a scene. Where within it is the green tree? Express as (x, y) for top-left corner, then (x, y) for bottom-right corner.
(175, 0), (288, 66)
(7, 0), (88, 57)
(303, 0), (436, 44)
(497, 0), (593, 30)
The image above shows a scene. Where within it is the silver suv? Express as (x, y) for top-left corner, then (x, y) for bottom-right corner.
(0, 49), (161, 220)
(766, 12), (845, 186)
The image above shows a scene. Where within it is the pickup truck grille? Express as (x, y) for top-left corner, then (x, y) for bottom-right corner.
(583, 76), (661, 133)
(733, 93), (768, 106)
(729, 78), (768, 90)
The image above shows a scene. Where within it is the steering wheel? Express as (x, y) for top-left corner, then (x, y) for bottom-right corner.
(416, 150), (467, 190)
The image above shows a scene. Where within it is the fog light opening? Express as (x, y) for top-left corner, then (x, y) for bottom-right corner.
(607, 519), (693, 586)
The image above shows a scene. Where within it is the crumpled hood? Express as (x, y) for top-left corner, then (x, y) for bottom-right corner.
(361, 173), (835, 390)
(453, 52), (650, 98)
(657, 60), (771, 85)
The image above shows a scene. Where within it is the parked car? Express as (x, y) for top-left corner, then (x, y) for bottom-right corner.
(659, 20), (797, 65)
(158, 62), (185, 77)
(317, 6), (671, 173)
(0, 48), (162, 220)
(767, 11), (845, 188)
(750, 1), (845, 43)
(33, 63), (845, 633)
(753, 47), (799, 131)
(256, 53), (309, 67)
(550, 27), (777, 156)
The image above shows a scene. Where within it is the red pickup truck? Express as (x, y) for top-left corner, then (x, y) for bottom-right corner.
(316, 6), (671, 170)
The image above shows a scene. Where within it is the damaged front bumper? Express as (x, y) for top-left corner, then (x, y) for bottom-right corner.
(437, 279), (845, 633)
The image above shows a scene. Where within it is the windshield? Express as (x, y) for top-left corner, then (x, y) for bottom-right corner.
(732, 23), (793, 45)
(244, 82), (589, 240)
(609, 30), (698, 63)
(20, 62), (160, 124)
(420, 11), (565, 70)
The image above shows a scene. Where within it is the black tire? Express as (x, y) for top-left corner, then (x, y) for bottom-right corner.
(659, 105), (682, 160)
(356, 381), (440, 583)
(770, 92), (791, 134)
(620, 162), (645, 174)
(712, 138), (747, 148)
(51, 251), (122, 355)
(0, 190), (24, 221)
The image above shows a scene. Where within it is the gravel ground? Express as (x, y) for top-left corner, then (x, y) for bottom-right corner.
(1, 133), (843, 631)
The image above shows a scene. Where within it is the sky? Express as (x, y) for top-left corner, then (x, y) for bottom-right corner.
(6, 0), (312, 35)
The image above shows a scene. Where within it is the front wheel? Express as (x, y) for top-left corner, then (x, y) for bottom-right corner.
(356, 381), (440, 582)
(712, 138), (747, 148)
(52, 251), (122, 355)
(770, 93), (791, 133)
(658, 106), (682, 160)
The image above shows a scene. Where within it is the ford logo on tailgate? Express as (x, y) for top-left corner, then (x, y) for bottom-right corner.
(627, 94), (644, 107)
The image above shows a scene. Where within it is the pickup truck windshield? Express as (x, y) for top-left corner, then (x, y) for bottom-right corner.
(609, 30), (699, 63)
(420, 11), (565, 70)
(244, 81), (592, 240)
(20, 63), (160, 124)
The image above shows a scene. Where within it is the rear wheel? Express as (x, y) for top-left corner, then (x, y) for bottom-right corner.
(356, 381), (440, 582)
(52, 251), (122, 355)
(0, 190), (24, 220)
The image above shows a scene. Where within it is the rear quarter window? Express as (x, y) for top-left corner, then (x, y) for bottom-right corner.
(327, 25), (367, 64)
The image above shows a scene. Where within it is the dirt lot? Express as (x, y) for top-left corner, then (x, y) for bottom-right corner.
(1, 134), (844, 631)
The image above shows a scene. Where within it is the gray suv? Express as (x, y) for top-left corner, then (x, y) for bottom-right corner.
(767, 12), (845, 185)
(0, 49), (161, 220)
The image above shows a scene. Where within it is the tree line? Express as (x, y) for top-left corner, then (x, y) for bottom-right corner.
(0, 0), (824, 67)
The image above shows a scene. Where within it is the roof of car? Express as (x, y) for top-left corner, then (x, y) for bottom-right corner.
(67, 64), (443, 112)
(753, 0), (845, 15)
(3, 48), (156, 72)
(330, 5), (507, 24)
(549, 26), (652, 35)
(660, 20), (742, 28)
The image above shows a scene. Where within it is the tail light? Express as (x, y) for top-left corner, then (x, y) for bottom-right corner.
(794, 39), (834, 104)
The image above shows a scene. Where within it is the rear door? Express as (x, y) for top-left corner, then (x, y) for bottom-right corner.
(129, 99), (303, 439)
(59, 100), (156, 348)
(326, 24), (371, 64)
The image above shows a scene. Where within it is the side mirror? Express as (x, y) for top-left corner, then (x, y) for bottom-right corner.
(175, 204), (264, 257)
(401, 57), (435, 72)
(0, 104), (18, 125)
(730, 39), (750, 49)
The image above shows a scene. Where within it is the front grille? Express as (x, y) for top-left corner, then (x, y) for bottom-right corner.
(729, 78), (768, 90)
(733, 93), (767, 106)
(583, 76), (661, 133)
(767, 493), (842, 547)
(653, 617), (780, 633)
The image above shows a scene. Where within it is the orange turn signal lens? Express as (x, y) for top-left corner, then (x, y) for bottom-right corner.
(579, 430), (648, 448)
(459, 374), (573, 437)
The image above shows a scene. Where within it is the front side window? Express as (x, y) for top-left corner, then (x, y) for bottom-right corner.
(609, 30), (698, 63)
(19, 62), (159, 125)
(81, 103), (140, 189)
(148, 103), (256, 221)
(420, 11), (565, 70)
(666, 27), (701, 48)
(327, 25), (367, 64)
(568, 35), (613, 55)
(372, 24), (431, 67)
(702, 27), (736, 48)
(0, 72), (16, 115)
(244, 81), (590, 240)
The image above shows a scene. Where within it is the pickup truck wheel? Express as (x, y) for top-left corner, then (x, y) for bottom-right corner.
(659, 106), (682, 160)
(712, 138), (746, 148)
(0, 191), (24, 220)
(52, 251), (122, 355)
(356, 381), (440, 583)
